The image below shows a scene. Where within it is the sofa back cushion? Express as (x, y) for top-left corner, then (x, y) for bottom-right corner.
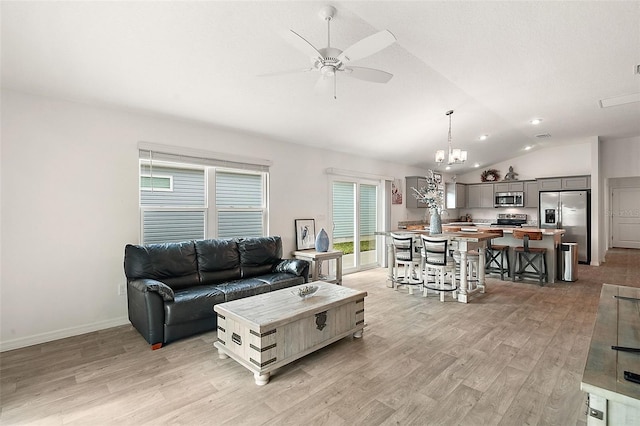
(194, 239), (242, 285)
(124, 241), (199, 290)
(238, 236), (282, 277)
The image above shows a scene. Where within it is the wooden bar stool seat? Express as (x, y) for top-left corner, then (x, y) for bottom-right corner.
(478, 228), (511, 280)
(442, 225), (462, 233)
(512, 230), (547, 285)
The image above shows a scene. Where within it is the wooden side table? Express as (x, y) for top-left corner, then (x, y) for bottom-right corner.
(292, 249), (343, 285)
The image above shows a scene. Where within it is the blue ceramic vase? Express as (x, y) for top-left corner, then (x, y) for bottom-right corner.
(315, 228), (329, 252)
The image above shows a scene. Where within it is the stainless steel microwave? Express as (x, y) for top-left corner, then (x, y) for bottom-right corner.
(494, 192), (524, 207)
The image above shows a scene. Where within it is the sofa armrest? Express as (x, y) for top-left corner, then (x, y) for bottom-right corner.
(127, 279), (171, 347)
(273, 259), (310, 282)
(130, 278), (175, 301)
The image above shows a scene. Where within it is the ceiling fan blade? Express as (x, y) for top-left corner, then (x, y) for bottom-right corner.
(258, 68), (315, 77)
(338, 30), (396, 63)
(283, 29), (324, 60)
(343, 66), (393, 83)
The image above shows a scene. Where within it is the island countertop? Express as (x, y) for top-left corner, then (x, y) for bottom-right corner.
(376, 228), (565, 236)
(376, 227), (565, 283)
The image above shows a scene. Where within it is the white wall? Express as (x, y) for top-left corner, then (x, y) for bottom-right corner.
(600, 136), (640, 262)
(0, 90), (427, 350)
(601, 136), (640, 178)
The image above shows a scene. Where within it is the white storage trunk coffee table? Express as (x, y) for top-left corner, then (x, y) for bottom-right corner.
(214, 282), (366, 385)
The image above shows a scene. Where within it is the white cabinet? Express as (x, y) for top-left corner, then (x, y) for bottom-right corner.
(446, 183), (466, 209)
(467, 184), (494, 208)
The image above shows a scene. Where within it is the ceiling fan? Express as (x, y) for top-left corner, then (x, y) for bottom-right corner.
(260, 5), (397, 99)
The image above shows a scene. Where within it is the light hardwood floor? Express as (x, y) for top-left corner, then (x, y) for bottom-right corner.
(2, 248), (639, 425)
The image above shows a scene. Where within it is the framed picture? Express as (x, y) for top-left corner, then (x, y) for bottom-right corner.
(295, 219), (316, 250)
(433, 172), (443, 184)
(392, 178), (403, 205)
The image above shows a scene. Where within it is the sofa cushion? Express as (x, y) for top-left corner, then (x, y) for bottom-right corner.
(215, 278), (272, 302)
(124, 242), (199, 290)
(164, 285), (226, 326)
(195, 239), (241, 285)
(273, 259), (308, 277)
(238, 236), (282, 278)
(255, 272), (305, 291)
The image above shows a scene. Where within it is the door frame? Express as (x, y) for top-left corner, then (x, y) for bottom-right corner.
(329, 175), (384, 274)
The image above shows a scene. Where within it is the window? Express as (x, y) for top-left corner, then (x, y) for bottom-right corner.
(216, 171), (266, 238)
(140, 175), (173, 191)
(140, 164), (206, 244)
(138, 145), (270, 244)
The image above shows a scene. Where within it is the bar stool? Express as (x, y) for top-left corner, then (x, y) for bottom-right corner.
(390, 233), (423, 294)
(478, 228), (511, 280)
(513, 230), (547, 285)
(420, 235), (457, 302)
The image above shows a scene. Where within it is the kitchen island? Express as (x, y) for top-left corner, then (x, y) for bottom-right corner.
(476, 227), (565, 283)
(376, 229), (498, 303)
(378, 226), (565, 285)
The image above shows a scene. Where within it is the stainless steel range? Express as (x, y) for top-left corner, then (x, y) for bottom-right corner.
(491, 213), (527, 228)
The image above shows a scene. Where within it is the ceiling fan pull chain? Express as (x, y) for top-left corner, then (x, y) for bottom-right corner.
(334, 74), (337, 100)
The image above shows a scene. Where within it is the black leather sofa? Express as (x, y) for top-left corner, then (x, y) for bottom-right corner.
(124, 236), (309, 349)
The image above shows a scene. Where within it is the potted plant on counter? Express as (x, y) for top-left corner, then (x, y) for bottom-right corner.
(411, 170), (445, 234)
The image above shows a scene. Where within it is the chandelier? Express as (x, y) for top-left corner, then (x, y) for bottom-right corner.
(435, 110), (467, 165)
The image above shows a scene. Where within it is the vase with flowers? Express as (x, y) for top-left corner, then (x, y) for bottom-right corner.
(411, 170), (445, 234)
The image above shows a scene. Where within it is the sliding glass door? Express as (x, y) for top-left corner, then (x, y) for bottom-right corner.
(332, 178), (380, 273)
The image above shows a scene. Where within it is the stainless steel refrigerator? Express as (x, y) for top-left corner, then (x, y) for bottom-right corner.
(539, 190), (590, 264)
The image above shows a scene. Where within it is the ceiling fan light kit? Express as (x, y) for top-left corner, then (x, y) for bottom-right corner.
(262, 5), (396, 99)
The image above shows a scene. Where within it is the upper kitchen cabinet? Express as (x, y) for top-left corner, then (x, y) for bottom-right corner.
(537, 175), (591, 191)
(493, 181), (524, 193)
(467, 183), (494, 208)
(524, 180), (539, 208)
(405, 176), (428, 208)
(445, 183), (466, 209)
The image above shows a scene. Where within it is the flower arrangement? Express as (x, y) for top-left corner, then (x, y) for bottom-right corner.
(411, 170), (445, 213)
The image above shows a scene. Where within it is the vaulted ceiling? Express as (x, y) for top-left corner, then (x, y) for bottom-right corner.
(2, 1), (639, 174)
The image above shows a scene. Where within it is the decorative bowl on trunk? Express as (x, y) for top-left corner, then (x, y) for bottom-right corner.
(293, 285), (319, 300)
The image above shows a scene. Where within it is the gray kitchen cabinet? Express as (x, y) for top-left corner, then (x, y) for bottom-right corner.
(537, 178), (562, 191)
(524, 180), (539, 208)
(405, 176), (428, 208)
(445, 183), (466, 209)
(537, 175), (590, 191)
(562, 175), (590, 190)
(467, 183), (494, 208)
(493, 181), (524, 193)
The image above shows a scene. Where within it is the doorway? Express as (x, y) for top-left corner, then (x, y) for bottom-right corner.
(331, 178), (380, 273)
(611, 186), (640, 249)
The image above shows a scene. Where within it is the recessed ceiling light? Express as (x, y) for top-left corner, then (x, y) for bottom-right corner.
(479, 134), (488, 141)
(524, 145), (533, 150)
(445, 166), (451, 170)
(530, 118), (543, 125)
(474, 163), (480, 168)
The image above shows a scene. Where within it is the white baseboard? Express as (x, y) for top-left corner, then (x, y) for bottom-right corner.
(0, 316), (130, 352)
